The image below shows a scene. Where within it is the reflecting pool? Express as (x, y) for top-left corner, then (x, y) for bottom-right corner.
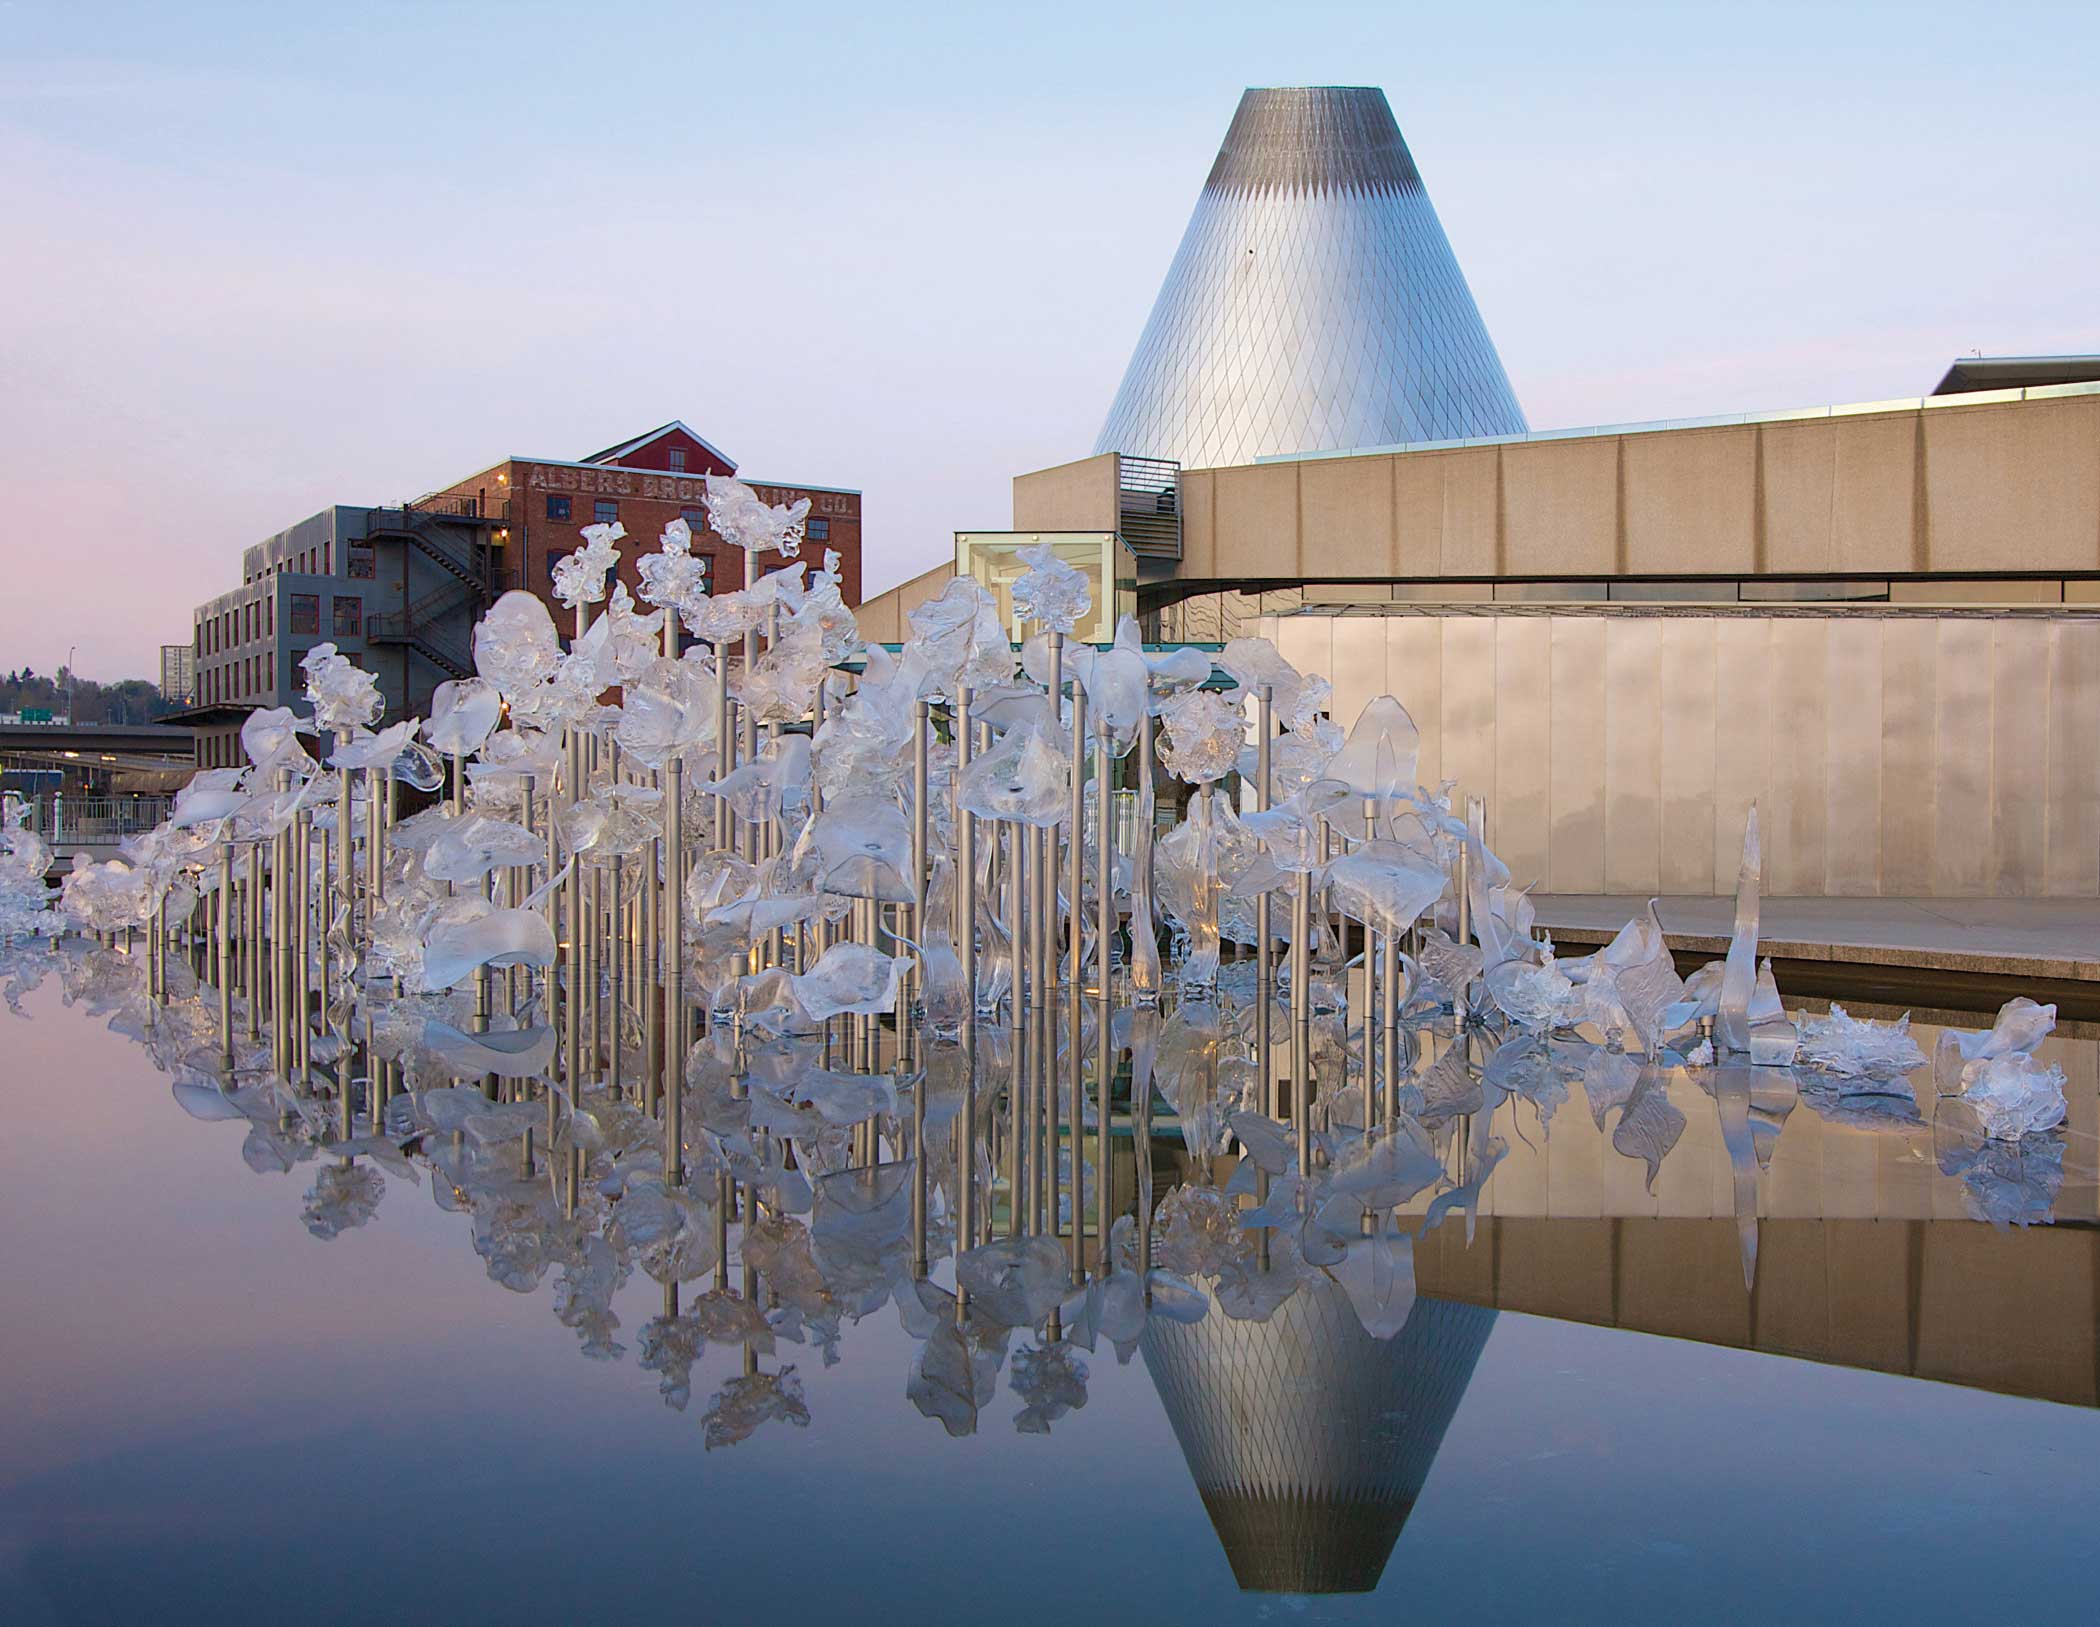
(3, 941), (2097, 1626)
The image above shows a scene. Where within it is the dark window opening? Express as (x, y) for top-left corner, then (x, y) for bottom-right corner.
(546, 494), (571, 521)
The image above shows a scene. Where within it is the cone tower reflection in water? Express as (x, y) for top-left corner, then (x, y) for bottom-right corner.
(1143, 1275), (1496, 1594)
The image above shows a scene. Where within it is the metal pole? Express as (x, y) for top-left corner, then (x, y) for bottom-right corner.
(1093, 720), (1112, 997)
(664, 752), (684, 1184)
(1065, 682), (1086, 990)
(911, 698), (929, 1014)
(958, 1015), (977, 1284)
(956, 688), (976, 1015)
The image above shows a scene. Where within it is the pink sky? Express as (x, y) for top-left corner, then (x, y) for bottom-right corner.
(4, 2), (2094, 679)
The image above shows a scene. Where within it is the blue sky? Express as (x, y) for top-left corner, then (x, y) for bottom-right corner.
(4, 0), (2096, 676)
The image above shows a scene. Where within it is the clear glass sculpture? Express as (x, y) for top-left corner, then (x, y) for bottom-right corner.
(1009, 541), (1091, 634)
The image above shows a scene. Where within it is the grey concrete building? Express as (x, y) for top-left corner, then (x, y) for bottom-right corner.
(186, 500), (498, 767)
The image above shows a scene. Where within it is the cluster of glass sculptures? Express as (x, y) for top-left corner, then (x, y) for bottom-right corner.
(2, 475), (2076, 1418)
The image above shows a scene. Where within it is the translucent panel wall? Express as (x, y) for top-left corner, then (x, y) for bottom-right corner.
(955, 531), (1137, 645)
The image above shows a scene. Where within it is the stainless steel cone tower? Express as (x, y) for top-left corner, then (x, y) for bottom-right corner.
(1096, 86), (1527, 469)
(1142, 1276), (1497, 1594)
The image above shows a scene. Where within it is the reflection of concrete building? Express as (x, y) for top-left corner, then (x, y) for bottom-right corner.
(859, 81), (2100, 902)
(1416, 1215), (2100, 1411)
(1142, 1277), (1495, 1594)
(1192, 1016), (2100, 1408)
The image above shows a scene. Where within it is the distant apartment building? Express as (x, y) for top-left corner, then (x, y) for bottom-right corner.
(182, 422), (860, 767)
(158, 644), (196, 705)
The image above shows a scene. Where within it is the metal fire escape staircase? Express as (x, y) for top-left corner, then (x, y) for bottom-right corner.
(363, 499), (503, 682)
(365, 577), (477, 680)
(366, 500), (499, 592)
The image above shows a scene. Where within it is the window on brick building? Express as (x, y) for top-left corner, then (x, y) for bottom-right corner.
(594, 500), (618, 525)
(808, 518), (829, 541)
(547, 495), (571, 521)
(668, 449), (686, 472)
(332, 597), (361, 639)
(289, 594), (319, 635)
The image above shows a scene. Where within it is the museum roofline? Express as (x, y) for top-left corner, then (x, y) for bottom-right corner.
(1250, 376), (2100, 468)
(1932, 355), (2100, 396)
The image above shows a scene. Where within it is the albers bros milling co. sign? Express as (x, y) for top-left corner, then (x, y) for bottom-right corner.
(521, 463), (856, 517)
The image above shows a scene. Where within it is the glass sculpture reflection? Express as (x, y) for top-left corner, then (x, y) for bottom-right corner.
(4, 473), (2094, 1596)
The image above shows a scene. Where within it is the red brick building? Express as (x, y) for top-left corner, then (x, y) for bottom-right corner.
(431, 421), (862, 615)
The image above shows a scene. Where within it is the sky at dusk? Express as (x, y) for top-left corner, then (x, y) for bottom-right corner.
(3, 0), (2096, 679)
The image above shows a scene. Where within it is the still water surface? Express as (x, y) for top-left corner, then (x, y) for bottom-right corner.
(3, 949), (2096, 1625)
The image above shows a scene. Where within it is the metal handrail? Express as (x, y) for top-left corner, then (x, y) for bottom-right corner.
(398, 494), (511, 522)
(20, 792), (175, 845)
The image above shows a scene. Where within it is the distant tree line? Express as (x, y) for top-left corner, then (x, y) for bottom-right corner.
(1, 668), (183, 724)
